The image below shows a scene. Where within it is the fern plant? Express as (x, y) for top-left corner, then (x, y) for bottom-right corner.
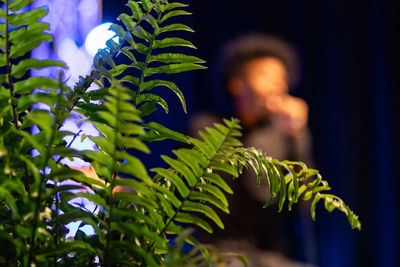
(0, 0), (360, 266)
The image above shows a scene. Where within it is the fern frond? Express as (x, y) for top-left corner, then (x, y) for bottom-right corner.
(150, 118), (241, 240)
(79, 80), (174, 264)
(0, 3), (106, 263)
(94, 0), (206, 115)
(228, 147), (362, 230)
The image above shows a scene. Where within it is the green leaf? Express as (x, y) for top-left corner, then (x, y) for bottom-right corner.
(8, 6), (48, 27)
(190, 191), (229, 214)
(156, 23), (194, 35)
(97, 110), (117, 127)
(86, 87), (109, 100)
(182, 201), (224, 229)
(117, 13), (136, 30)
(112, 209), (158, 229)
(174, 213), (213, 234)
(143, 122), (190, 143)
(197, 183), (228, 207)
(117, 135), (150, 154)
(198, 131), (219, 152)
(206, 126), (226, 144)
(19, 154), (41, 186)
(275, 165), (287, 212)
(153, 184), (182, 208)
(119, 47), (137, 63)
(25, 110), (54, 131)
(114, 178), (153, 196)
(158, 194), (175, 218)
(36, 241), (96, 259)
(52, 184), (86, 194)
(14, 77), (59, 94)
(111, 222), (167, 251)
(76, 102), (106, 114)
(0, 186), (20, 219)
(108, 240), (159, 267)
(175, 148), (208, 170)
(56, 171), (106, 190)
(163, 2), (189, 11)
(190, 138), (214, 159)
(160, 10), (191, 23)
(0, 54), (6, 67)
(142, 0), (153, 11)
(120, 75), (139, 86)
(113, 192), (158, 209)
(55, 209), (95, 225)
(310, 194), (322, 221)
(324, 197), (337, 212)
(12, 58), (66, 79)
(153, 37), (196, 49)
(224, 136), (242, 147)
(143, 14), (158, 28)
(137, 101), (157, 117)
(173, 149), (203, 177)
(109, 23), (126, 38)
(75, 192), (107, 208)
(140, 79), (186, 112)
(10, 22), (50, 44)
(262, 160), (280, 208)
(17, 92), (56, 111)
(137, 93), (169, 113)
(90, 136), (114, 155)
(126, 1), (143, 20)
(8, 27), (26, 42)
(131, 25), (152, 42)
(119, 154), (151, 182)
(8, 0), (37, 12)
(151, 167), (190, 198)
(212, 122), (229, 135)
(162, 155), (197, 187)
(133, 42), (149, 55)
(145, 63), (206, 76)
(86, 150), (114, 170)
(10, 33), (53, 59)
(209, 161), (238, 177)
(122, 123), (146, 136)
(290, 167), (299, 202)
(202, 172), (233, 194)
(109, 64), (136, 77)
(149, 53), (204, 64)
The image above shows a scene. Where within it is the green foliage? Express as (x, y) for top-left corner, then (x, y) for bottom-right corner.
(0, 0), (361, 266)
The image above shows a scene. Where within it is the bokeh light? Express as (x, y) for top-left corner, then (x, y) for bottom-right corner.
(85, 22), (119, 56)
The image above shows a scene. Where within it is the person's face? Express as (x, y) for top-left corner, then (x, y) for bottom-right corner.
(242, 57), (289, 100)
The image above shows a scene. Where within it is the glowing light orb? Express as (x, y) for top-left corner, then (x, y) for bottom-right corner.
(84, 22), (119, 56)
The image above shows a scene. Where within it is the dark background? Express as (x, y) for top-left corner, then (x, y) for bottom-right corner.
(103, 1), (399, 266)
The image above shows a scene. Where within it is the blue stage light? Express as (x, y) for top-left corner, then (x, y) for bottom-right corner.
(85, 22), (119, 56)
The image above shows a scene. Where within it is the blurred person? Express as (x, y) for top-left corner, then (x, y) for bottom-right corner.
(190, 34), (316, 267)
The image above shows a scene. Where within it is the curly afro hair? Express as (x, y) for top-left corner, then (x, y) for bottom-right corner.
(219, 34), (300, 89)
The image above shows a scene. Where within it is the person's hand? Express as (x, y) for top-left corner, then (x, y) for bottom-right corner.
(264, 94), (308, 137)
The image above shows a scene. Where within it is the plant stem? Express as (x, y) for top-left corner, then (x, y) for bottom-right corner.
(54, 180), (59, 267)
(28, 123), (57, 266)
(55, 129), (83, 164)
(5, 1), (18, 129)
(104, 85), (121, 265)
(134, 11), (163, 105)
(4, 0), (31, 195)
